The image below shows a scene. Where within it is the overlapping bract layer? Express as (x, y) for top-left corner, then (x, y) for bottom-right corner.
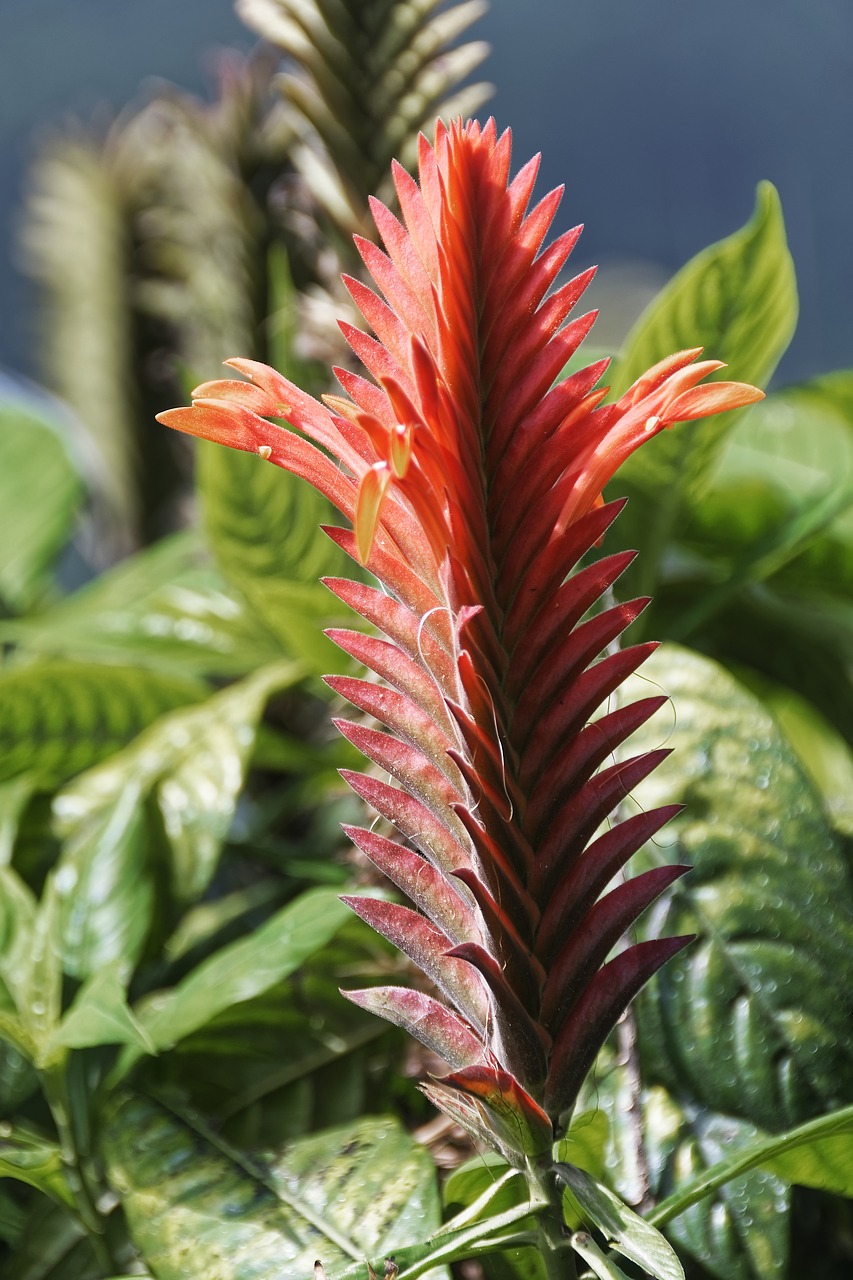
(159, 120), (763, 1160)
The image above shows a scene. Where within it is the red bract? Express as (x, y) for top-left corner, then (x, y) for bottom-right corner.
(158, 119), (763, 1162)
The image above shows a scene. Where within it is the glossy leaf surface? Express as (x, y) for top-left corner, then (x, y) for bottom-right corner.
(625, 646), (853, 1129)
(49, 969), (155, 1056)
(103, 1094), (446, 1280)
(115, 887), (352, 1073)
(556, 1162), (684, 1280)
(53, 661), (303, 979)
(1, 533), (286, 679)
(644, 1090), (789, 1280)
(650, 1103), (853, 1224)
(615, 181), (796, 497)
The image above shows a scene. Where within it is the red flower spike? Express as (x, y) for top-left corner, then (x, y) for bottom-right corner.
(157, 119), (764, 1152)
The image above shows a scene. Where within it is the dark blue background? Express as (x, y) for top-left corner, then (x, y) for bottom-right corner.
(1, 0), (850, 386)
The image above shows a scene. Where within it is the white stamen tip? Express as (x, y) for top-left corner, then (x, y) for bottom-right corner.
(644, 415), (661, 433)
(257, 445), (272, 460)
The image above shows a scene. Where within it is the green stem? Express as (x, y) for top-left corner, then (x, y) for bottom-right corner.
(41, 1063), (115, 1271)
(528, 1161), (577, 1280)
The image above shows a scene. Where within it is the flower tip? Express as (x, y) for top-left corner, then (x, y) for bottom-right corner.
(355, 461), (393, 564)
(155, 406), (202, 435)
(664, 379), (766, 423)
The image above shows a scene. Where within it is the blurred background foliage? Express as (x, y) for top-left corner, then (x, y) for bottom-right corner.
(0, 1), (851, 1279)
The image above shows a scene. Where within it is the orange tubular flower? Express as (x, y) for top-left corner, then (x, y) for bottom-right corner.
(158, 119), (763, 1161)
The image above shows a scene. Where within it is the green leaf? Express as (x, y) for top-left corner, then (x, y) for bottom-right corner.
(102, 1093), (446, 1280)
(574, 1052), (655, 1211)
(1, 532), (286, 680)
(1, 1195), (98, 1280)
(144, 661), (303, 900)
(145, 920), (395, 1142)
(555, 1163), (684, 1280)
(625, 646), (853, 1129)
(0, 1010), (35, 1062)
(20, 137), (140, 539)
(617, 370), (853, 743)
(555, 1108), (611, 1184)
(570, 1232), (633, 1280)
(0, 1186), (25, 1244)
(643, 1091), (789, 1280)
(0, 1122), (74, 1210)
(115, 887), (353, 1076)
(49, 968), (156, 1056)
(0, 660), (204, 790)
(53, 661), (303, 980)
(0, 866), (37, 1012)
(195, 242), (357, 669)
(0, 1032), (37, 1111)
(21, 878), (62, 1057)
(657, 370), (853, 630)
(650, 1103), (853, 1225)
(615, 182), (797, 495)
(668, 482), (853, 642)
(0, 402), (82, 613)
(739, 676), (853, 838)
(0, 774), (38, 865)
(715, 371), (853, 529)
(53, 776), (153, 984)
(650, 582), (853, 753)
(162, 880), (283, 966)
(197, 440), (353, 671)
(198, 439), (343, 588)
(443, 1156), (542, 1280)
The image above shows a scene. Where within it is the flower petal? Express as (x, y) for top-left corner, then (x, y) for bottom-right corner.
(355, 461), (393, 563)
(664, 380), (766, 422)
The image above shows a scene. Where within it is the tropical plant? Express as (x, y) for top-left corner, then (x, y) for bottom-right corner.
(155, 117), (802, 1279)
(3, 2), (853, 1278)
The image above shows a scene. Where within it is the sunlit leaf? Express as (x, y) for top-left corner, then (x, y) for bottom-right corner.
(0, 775), (38, 865)
(625, 646), (853, 1129)
(643, 1090), (789, 1280)
(0, 402), (82, 613)
(615, 182), (797, 498)
(49, 969), (155, 1056)
(103, 1094), (446, 1280)
(0, 866), (37, 1012)
(443, 1154), (542, 1280)
(53, 661), (303, 980)
(0, 532), (286, 679)
(650, 1103), (853, 1224)
(21, 878), (62, 1058)
(556, 1162), (684, 1280)
(555, 1108), (611, 1184)
(570, 1232), (633, 1280)
(115, 887), (353, 1077)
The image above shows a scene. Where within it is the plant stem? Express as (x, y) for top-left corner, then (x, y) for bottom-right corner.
(41, 1063), (115, 1271)
(528, 1161), (577, 1280)
(615, 1008), (652, 1212)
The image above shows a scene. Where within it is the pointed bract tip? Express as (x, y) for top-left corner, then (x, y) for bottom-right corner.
(355, 461), (393, 563)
